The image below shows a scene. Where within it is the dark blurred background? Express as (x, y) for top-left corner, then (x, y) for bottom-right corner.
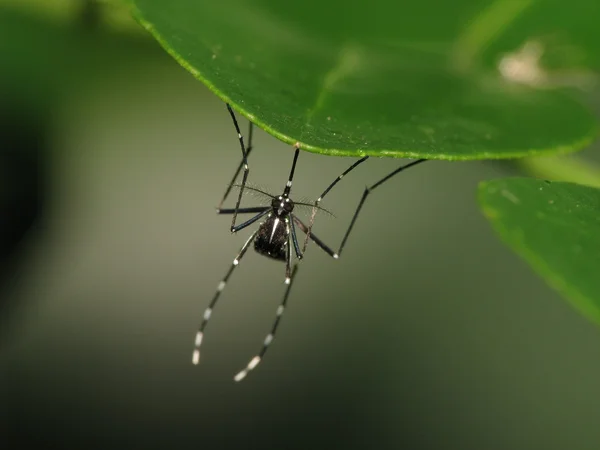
(2, 1), (600, 449)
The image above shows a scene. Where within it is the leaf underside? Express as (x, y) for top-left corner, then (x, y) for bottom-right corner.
(132, 0), (598, 159)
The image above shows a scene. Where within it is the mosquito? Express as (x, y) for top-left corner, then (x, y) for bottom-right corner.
(192, 103), (427, 381)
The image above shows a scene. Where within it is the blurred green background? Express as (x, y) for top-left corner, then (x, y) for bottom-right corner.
(2, 1), (600, 449)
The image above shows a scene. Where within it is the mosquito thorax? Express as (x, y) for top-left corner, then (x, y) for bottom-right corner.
(272, 195), (294, 217)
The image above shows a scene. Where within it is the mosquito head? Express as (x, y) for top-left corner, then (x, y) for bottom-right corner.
(272, 195), (294, 217)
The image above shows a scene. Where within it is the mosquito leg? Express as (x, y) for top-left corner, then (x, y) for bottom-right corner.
(225, 103), (250, 232)
(289, 214), (303, 260)
(284, 220), (292, 283)
(233, 264), (299, 382)
(302, 156), (369, 253)
(336, 159), (427, 257)
(293, 216), (337, 259)
(283, 144), (300, 197)
(192, 229), (259, 365)
(218, 206), (268, 215)
(217, 121), (254, 212)
(232, 209), (270, 234)
(217, 122), (254, 214)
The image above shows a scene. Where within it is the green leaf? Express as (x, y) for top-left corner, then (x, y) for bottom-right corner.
(476, 0), (600, 73)
(1, 0), (143, 35)
(479, 178), (600, 326)
(131, 0), (597, 159)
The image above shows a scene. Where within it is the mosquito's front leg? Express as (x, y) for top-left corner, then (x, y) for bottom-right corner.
(217, 121), (254, 212)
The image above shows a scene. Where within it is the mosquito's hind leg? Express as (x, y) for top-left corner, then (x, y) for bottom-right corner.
(233, 263), (299, 382)
(192, 229), (259, 365)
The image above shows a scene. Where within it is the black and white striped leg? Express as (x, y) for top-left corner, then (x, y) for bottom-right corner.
(302, 156), (369, 253)
(217, 121), (254, 212)
(304, 158), (427, 257)
(335, 159), (427, 257)
(233, 263), (299, 382)
(225, 103), (250, 232)
(192, 229), (259, 365)
(293, 215), (337, 259)
(283, 144), (301, 196)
